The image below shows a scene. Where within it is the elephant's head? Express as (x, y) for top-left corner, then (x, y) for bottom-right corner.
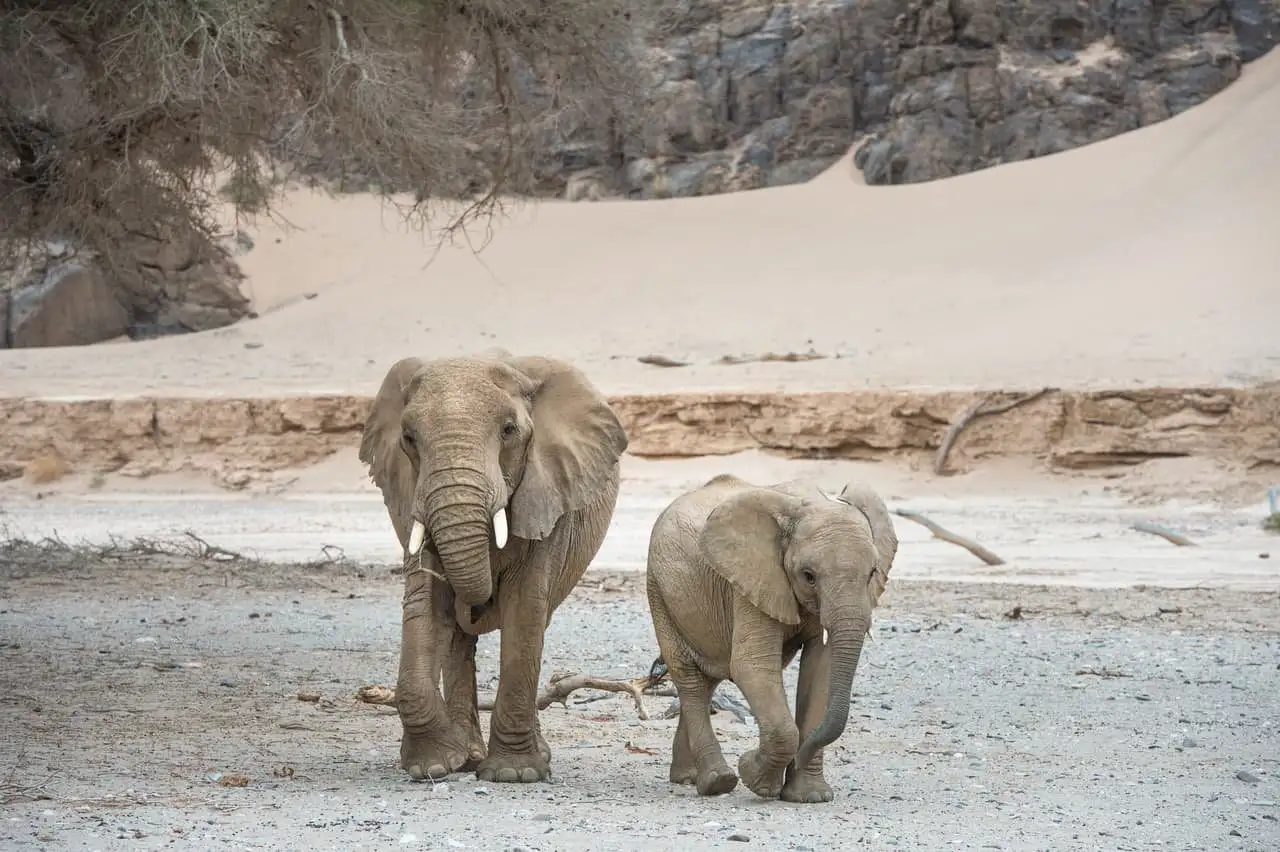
(698, 480), (898, 769)
(359, 352), (628, 607)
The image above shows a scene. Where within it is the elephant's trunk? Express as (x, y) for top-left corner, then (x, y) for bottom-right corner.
(420, 477), (496, 608)
(795, 615), (869, 769)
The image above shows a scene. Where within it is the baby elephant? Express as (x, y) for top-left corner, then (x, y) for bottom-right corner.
(645, 474), (898, 803)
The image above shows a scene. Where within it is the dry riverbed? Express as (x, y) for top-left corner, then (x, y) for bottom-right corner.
(1, 543), (1277, 852)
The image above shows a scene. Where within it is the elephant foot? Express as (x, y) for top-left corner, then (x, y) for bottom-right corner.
(476, 749), (551, 784)
(401, 728), (472, 782)
(669, 764), (698, 786)
(449, 717), (487, 771)
(694, 764), (739, 797)
(781, 774), (833, 804)
(536, 730), (551, 765)
(738, 748), (787, 799)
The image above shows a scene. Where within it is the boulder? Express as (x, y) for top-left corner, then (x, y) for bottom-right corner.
(1, 233), (252, 349)
(8, 261), (130, 348)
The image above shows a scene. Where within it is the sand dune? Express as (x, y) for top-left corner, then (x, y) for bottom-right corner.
(3, 50), (1278, 400)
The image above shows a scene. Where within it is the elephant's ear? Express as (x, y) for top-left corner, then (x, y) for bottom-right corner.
(503, 356), (629, 541)
(358, 357), (424, 547)
(699, 489), (803, 626)
(837, 481), (899, 608)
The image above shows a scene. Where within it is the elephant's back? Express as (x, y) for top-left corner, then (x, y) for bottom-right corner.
(647, 474), (756, 563)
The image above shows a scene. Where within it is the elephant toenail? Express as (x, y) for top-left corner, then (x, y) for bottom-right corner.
(408, 764), (423, 780)
(496, 767), (518, 783)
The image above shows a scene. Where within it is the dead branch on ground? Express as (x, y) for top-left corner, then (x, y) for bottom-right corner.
(716, 350), (829, 365)
(636, 350), (834, 368)
(933, 388), (1057, 475)
(1131, 523), (1198, 547)
(892, 509), (1006, 566)
(357, 666), (672, 721)
(637, 354), (691, 368)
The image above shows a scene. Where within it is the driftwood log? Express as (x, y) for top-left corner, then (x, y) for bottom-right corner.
(892, 508), (1006, 566)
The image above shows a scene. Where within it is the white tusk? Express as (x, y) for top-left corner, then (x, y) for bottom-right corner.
(822, 628), (829, 645)
(867, 623), (879, 644)
(408, 520), (426, 555)
(492, 509), (508, 550)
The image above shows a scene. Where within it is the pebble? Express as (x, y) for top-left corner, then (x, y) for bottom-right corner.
(1236, 770), (1261, 784)
(1181, 737), (1198, 748)
(727, 833), (750, 842)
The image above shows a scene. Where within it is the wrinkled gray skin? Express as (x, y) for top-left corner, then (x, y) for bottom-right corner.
(360, 351), (627, 783)
(645, 474), (898, 803)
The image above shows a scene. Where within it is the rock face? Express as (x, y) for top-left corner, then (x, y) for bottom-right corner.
(1, 387), (1276, 488)
(538, 0), (1280, 196)
(1, 235), (251, 349)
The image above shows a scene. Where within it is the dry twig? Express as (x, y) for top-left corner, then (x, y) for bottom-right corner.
(1131, 523), (1198, 547)
(934, 388), (1057, 475)
(892, 509), (1006, 566)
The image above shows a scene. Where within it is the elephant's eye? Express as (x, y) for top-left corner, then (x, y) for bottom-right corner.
(500, 421), (518, 440)
(800, 569), (817, 587)
(401, 430), (415, 447)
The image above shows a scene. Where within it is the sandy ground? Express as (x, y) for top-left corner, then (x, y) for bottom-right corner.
(1, 542), (1277, 851)
(1, 455), (1278, 849)
(3, 453), (1279, 591)
(2, 49), (1279, 399)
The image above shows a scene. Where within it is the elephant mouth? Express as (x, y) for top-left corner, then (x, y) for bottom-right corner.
(821, 624), (878, 645)
(407, 504), (509, 557)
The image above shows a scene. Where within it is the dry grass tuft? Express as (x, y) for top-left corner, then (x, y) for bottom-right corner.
(0, 0), (651, 267)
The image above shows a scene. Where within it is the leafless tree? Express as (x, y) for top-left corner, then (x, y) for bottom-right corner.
(0, 0), (649, 267)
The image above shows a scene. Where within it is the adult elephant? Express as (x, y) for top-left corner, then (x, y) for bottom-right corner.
(359, 351), (628, 783)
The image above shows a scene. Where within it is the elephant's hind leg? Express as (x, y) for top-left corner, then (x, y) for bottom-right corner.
(649, 585), (737, 795)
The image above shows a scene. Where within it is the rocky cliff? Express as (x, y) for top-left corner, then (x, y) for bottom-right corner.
(3, 386), (1277, 487)
(4, 0), (1277, 347)
(1, 233), (252, 349)
(554, 0), (1279, 197)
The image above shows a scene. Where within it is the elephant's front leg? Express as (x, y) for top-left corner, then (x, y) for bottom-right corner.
(782, 635), (834, 803)
(397, 567), (471, 781)
(441, 625), (486, 771)
(730, 615), (799, 799)
(475, 546), (562, 783)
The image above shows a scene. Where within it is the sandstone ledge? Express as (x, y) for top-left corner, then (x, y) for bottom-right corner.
(2, 387), (1277, 487)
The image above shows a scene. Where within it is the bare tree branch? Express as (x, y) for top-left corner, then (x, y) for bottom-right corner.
(934, 388), (1058, 476)
(0, 0), (650, 267)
